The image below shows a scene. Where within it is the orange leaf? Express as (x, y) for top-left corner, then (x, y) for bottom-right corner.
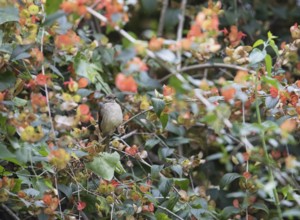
(78, 77), (89, 88)
(221, 87), (236, 101)
(77, 104), (90, 115)
(115, 73), (138, 93)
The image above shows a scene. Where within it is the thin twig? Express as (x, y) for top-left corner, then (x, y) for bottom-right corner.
(180, 63), (254, 73)
(40, 4), (56, 141)
(119, 129), (138, 140)
(176, 0), (187, 157)
(176, 0), (187, 71)
(1, 203), (20, 220)
(160, 62), (256, 83)
(120, 107), (153, 126)
(157, 0), (169, 37)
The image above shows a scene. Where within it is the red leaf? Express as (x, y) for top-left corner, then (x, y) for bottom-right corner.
(77, 201), (86, 211)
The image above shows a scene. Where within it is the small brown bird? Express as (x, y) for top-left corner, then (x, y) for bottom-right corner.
(99, 94), (123, 149)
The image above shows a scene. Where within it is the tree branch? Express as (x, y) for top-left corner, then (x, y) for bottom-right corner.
(157, 0), (169, 37)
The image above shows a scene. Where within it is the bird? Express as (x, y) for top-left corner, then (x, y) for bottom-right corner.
(98, 94), (123, 150)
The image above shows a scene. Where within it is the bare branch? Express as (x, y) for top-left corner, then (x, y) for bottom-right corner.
(1, 203), (20, 220)
(157, 0), (169, 37)
(176, 0), (187, 71)
(180, 63), (256, 74)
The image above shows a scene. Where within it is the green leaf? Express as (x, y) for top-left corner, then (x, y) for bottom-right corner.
(261, 76), (280, 88)
(222, 206), (240, 218)
(145, 138), (160, 150)
(253, 39), (264, 48)
(251, 203), (269, 215)
(115, 161), (126, 174)
(11, 52), (31, 61)
(166, 137), (190, 146)
(269, 39), (279, 56)
(45, 0), (63, 15)
(170, 164), (182, 177)
(265, 54), (272, 76)
(155, 212), (171, 220)
(249, 48), (266, 65)
(0, 71), (16, 92)
(158, 176), (173, 197)
(166, 193), (179, 210)
(12, 97), (27, 107)
(74, 58), (101, 83)
(160, 113), (169, 129)
(0, 7), (19, 25)
(151, 165), (164, 179)
(86, 152), (121, 181)
(58, 184), (73, 198)
(174, 178), (189, 190)
(220, 173), (242, 189)
(151, 98), (165, 117)
(267, 31), (277, 40)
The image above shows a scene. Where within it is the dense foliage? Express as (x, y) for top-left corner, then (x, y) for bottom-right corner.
(1, 0), (300, 219)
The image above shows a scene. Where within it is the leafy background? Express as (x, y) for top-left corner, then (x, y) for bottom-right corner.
(0, 0), (300, 219)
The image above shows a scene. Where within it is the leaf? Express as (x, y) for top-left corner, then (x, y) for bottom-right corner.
(145, 138), (160, 150)
(44, 10), (65, 26)
(265, 96), (279, 109)
(12, 97), (27, 107)
(165, 137), (190, 147)
(269, 40), (279, 56)
(0, 71), (16, 92)
(170, 164), (183, 177)
(45, 0), (63, 15)
(151, 98), (165, 117)
(86, 152), (121, 181)
(251, 203), (269, 215)
(249, 48), (266, 65)
(267, 31), (277, 40)
(166, 193), (179, 210)
(265, 54), (272, 76)
(158, 176), (173, 197)
(155, 212), (171, 220)
(282, 209), (300, 217)
(11, 52), (31, 61)
(220, 173), (242, 189)
(222, 206), (240, 218)
(160, 113), (169, 129)
(253, 39), (264, 48)
(151, 165), (164, 179)
(74, 58), (101, 83)
(174, 178), (189, 190)
(0, 7), (19, 25)
(159, 148), (174, 159)
(58, 184), (73, 198)
(156, 49), (176, 63)
(261, 76), (280, 88)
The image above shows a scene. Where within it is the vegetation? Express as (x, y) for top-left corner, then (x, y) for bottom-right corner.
(0, 0), (300, 219)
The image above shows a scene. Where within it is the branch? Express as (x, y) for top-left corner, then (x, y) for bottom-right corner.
(0, 203), (20, 220)
(120, 107), (153, 126)
(176, 0), (187, 71)
(180, 63), (256, 74)
(157, 0), (169, 37)
(157, 205), (184, 220)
